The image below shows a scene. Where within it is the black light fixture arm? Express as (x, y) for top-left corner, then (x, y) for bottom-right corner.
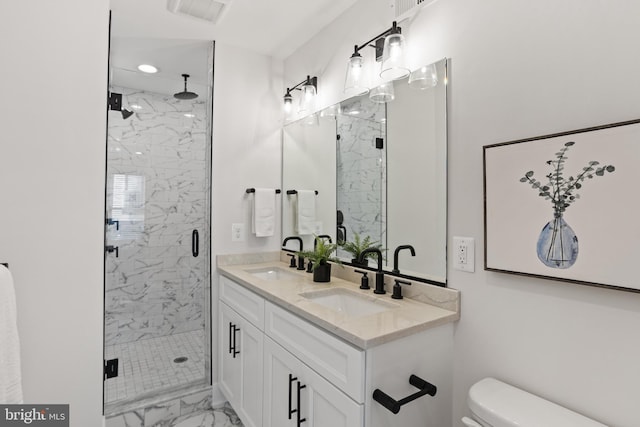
(352, 21), (401, 55)
(286, 75), (318, 94)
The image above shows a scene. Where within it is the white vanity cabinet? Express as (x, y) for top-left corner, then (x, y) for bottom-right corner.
(218, 275), (453, 427)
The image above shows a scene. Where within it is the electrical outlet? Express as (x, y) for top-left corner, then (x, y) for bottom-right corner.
(453, 237), (475, 272)
(231, 223), (245, 242)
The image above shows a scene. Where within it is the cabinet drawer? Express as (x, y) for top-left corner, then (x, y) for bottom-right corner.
(265, 301), (365, 403)
(220, 276), (264, 330)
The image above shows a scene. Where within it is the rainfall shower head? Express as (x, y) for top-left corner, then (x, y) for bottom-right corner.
(174, 74), (198, 100)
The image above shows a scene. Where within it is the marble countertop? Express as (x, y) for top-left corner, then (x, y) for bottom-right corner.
(217, 255), (460, 349)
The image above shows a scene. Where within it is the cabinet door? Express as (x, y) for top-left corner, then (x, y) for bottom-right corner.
(263, 337), (363, 427)
(238, 314), (263, 427)
(219, 302), (242, 408)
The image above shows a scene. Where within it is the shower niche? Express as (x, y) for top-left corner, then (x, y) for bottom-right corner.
(104, 37), (213, 414)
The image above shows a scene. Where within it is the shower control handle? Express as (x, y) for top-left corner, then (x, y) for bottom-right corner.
(106, 218), (119, 230)
(105, 245), (119, 258)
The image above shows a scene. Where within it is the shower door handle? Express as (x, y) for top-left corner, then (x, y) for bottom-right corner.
(192, 229), (199, 257)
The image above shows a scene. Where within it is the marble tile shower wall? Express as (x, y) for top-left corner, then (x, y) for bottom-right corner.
(105, 86), (208, 346)
(336, 113), (386, 258)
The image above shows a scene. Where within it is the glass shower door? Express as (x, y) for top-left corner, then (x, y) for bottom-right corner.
(103, 39), (213, 412)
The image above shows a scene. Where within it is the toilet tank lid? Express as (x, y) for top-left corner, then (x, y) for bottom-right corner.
(468, 378), (607, 427)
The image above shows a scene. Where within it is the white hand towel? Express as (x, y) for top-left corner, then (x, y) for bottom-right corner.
(252, 188), (276, 237)
(295, 190), (316, 235)
(0, 265), (23, 403)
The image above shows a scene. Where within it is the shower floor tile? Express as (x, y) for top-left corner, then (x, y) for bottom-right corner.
(105, 330), (205, 404)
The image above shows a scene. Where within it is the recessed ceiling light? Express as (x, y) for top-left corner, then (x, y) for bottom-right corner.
(138, 64), (158, 74)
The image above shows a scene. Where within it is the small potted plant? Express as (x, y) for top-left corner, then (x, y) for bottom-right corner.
(298, 236), (341, 282)
(339, 232), (384, 268)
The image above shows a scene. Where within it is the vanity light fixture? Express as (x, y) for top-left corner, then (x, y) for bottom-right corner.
(283, 75), (318, 115)
(343, 21), (410, 96)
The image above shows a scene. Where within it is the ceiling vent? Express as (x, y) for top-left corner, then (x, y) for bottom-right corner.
(393, 0), (436, 20)
(166, 0), (232, 24)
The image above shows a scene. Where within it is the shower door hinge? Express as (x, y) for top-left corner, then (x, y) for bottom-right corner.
(375, 137), (384, 149)
(104, 358), (119, 379)
(108, 92), (122, 111)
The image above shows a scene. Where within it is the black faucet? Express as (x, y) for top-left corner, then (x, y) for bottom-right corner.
(392, 245), (416, 275)
(315, 235), (333, 248)
(283, 236), (305, 270)
(359, 248), (385, 294)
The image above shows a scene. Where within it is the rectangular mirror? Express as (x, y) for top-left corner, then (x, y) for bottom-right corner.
(282, 58), (448, 285)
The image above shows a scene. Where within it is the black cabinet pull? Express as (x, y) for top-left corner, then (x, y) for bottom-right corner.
(192, 229), (199, 257)
(228, 322), (241, 358)
(288, 374), (297, 420)
(297, 381), (307, 425)
(232, 325), (240, 358)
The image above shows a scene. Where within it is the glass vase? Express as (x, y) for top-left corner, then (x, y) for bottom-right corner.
(536, 215), (578, 269)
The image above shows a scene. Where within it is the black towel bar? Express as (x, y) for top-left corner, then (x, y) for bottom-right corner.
(286, 190), (318, 195)
(373, 375), (437, 414)
(246, 188), (281, 194)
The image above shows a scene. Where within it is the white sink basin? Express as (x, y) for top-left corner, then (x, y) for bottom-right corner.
(299, 288), (398, 318)
(245, 267), (299, 281)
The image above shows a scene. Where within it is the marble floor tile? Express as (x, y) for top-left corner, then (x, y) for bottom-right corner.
(172, 404), (243, 427)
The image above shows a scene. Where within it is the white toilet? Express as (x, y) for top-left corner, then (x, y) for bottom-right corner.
(462, 377), (607, 427)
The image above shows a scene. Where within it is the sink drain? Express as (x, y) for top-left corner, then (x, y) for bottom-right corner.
(173, 356), (188, 363)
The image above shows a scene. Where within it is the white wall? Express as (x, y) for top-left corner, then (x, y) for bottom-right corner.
(283, 1), (640, 426)
(0, 1), (109, 426)
(211, 42), (283, 384)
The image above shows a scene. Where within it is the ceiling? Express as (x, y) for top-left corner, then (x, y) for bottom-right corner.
(109, 0), (360, 95)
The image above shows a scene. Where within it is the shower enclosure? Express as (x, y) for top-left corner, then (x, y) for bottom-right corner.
(103, 39), (213, 413)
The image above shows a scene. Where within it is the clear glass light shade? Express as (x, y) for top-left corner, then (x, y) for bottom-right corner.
(369, 81), (395, 103)
(408, 64), (438, 90)
(299, 84), (316, 114)
(380, 33), (410, 81)
(344, 54), (369, 96)
(284, 98), (293, 115)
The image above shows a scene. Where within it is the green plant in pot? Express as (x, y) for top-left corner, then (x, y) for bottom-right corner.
(298, 236), (341, 283)
(339, 232), (384, 268)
